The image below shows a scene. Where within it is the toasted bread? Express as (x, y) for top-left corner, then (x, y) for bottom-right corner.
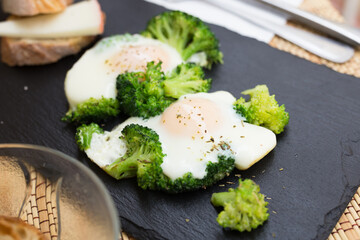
(2, 0), (73, 16)
(1, 36), (96, 66)
(0, 216), (47, 240)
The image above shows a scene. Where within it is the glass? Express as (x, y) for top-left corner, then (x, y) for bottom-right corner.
(0, 144), (120, 240)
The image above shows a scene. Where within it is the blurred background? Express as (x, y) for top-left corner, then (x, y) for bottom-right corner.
(330, 0), (360, 27)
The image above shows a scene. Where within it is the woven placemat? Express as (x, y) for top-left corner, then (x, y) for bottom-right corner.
(20, 167), (59, 240)
(271, 0), (360, 239)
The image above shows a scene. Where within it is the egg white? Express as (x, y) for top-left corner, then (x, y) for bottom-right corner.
(64, 34), (183, 111)
(86, 91), (277, 180)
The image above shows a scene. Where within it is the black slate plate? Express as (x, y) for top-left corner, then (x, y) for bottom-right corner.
(1, 0), (360, 239)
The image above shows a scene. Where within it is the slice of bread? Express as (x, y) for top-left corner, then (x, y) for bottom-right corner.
(1, 36), (96, 66)
(2, 0), (73, 16)
(0, 216), (47, 240)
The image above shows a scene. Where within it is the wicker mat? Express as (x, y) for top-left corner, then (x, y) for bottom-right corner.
(270, 0), (360, 239)
(19, 168), (59, 240)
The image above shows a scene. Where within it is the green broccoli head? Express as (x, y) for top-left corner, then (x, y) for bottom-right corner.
(142, 11), (223, 69)
(116, 61), (173, 119)
(117, 61), (213, 119)
(104, 124), (165, 180)
(162, 63), (212, 99)
(234, 85), (289, 134)
(75, 123), (104, 151)
(211, 179), (269, 232)
(103, 124), (235, 193)
(139, 152), (235, 193)
(62, 97), (120, 125)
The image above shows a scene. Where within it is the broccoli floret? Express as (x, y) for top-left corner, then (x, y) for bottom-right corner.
(117, 62), (212, 119)
(211, 179), (269, 232)
(116, 61), (173, 119)
(142, 11), (223, 69)
(62, 97), (120, 124)
(104, 124), (235, 193)
(162, 63), (212, 99)
(75, 123), (104, 151)
(104, 124), (164, 180)
(234, 85), (289, 134)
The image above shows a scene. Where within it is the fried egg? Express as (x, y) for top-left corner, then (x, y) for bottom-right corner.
(86, 91), (277, 180)
(64, 34), (183, 111)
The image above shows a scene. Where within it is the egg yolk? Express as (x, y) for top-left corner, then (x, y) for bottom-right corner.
(105, 45), (172, 74)
(161, 97), (223, 137)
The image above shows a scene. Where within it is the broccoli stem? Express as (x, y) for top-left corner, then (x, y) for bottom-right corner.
(75, 123), (104, 151)
(163, 80), (208, 99)
(105, 154), (139, 180)
(211, 191), (236, 207)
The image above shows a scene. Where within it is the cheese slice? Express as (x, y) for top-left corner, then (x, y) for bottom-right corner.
(0, 0), (104, 38)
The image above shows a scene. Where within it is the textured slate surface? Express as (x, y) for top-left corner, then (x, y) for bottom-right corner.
(1, 0), (360, 239)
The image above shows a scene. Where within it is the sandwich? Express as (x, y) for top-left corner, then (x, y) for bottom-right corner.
(0, 0), (105, 66)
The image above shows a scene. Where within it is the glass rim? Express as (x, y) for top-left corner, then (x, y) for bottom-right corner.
(0, 143), (120, 240)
